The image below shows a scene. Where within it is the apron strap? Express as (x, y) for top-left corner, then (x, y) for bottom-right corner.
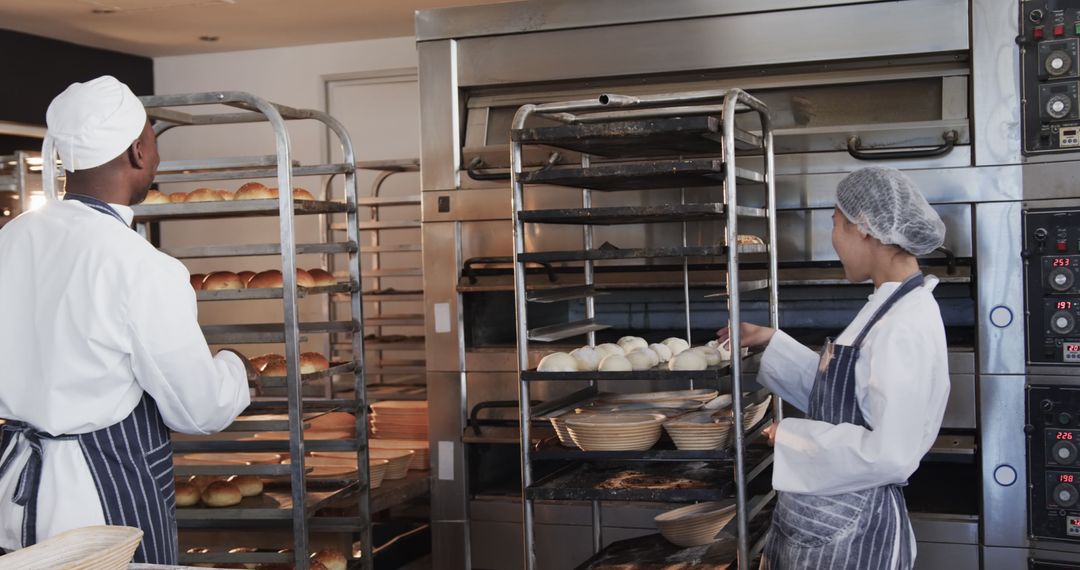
(62, 193), (128, 227)
(851, 272), (925, 348)
(0, 423), (77, 547)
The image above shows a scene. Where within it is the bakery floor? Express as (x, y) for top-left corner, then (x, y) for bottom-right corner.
(130, 558), (432, 569)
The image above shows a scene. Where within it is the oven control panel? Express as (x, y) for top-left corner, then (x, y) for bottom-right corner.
(1025, 208), (1080, 364)
(1029, 385), (1080, 541)
(1022, 0), (1080, 154)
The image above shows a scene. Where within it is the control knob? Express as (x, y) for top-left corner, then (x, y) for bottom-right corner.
(1053, 440), (1078, 465)
(1031, 9), (1045, 23)
(1050, 266), (1076, 291)
(1046, 50), (1074, 78)
(1052, 310), (1076, 335)
(1047, 93), (1073, 119)
(1053, 483), (1079, 508)
(1036, 227), (1049, 240)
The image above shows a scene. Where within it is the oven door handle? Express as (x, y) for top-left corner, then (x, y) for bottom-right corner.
(465, 152), (562, 181)
(846, 130), (958, 161)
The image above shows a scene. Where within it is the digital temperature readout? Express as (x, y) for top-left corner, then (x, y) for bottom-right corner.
(1058, 432), (1075, 440)
(1062, 474), (1077, 483)
(1070, 516), (1080, 537)
(1054, 257), (1073, 267)
(1067, 344), (1080, 353)
(1059, 301), (1075, 310)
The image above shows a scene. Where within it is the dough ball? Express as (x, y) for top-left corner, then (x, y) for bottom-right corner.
(570, 346), (602, 372)
(598, 354), (633, 372)
(625, 350), (654, 371)
(595, 343), (626, 359)
(538, 352), (579, 372)
(668, 350), (707, 371)
(617, 336), (648, 353)
(648, 343), (673, 363)
(691, 346), (722, 366)
(661, 337), (691, 357)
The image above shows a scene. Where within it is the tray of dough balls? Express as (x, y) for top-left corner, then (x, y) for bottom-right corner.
(132, 182), (350, 221)
(191, 266), (354, 302)
(522, 335), (751, 381)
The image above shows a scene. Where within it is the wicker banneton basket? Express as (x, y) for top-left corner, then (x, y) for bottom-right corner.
(0, 525), (143, 570)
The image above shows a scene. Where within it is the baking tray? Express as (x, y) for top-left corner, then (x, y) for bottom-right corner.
(511, 116), (760, 158)
(518, 159), (762, 191)
(132, 198), (349, 221)
(196, 283), (354, 302)
(517, 204), (767, 226)
(517, 244), (767, 264)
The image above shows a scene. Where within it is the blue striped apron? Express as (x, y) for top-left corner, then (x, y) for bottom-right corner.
(0, 193), (177, 564)
(761, 273), (923, 570)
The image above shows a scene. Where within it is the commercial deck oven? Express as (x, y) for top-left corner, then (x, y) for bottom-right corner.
(414, 1), (1080, 568)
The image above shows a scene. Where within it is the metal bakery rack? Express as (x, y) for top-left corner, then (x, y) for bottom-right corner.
(61, 91), (372, 570)
(0, 151), (41, 227)
(330, 159), (427, 401)
(510, 89), (780, 569)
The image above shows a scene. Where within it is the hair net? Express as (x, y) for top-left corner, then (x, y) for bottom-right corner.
(835, 167), (946, 256)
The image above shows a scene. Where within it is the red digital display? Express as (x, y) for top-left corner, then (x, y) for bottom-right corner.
(1059, 431), (1075, 440)
(1059, 301), (1075, 310)
(1072, 518), (1080, 527)
(1054, 257), (1072, 267)
(1062, 474), (1076, 483)
(1068, 344), (1080, 353)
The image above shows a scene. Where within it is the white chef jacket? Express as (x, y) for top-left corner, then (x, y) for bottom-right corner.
(0, 199), (250, 550)
(757, 275), (950, 496)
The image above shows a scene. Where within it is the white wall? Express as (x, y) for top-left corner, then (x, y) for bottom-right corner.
(152, 36), (419, 359)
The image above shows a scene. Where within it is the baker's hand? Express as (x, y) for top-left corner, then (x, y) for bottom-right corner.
(716, 322), (776, 349)
(219, 349), (260, 384)
(763, 422), (778, 447)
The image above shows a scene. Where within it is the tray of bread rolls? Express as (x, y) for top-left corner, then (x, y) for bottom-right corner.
(192, 267), (354, 301)
(132, 182), (351, 222)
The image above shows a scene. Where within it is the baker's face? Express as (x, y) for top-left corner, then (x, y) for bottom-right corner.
(832, 208), (873, 283)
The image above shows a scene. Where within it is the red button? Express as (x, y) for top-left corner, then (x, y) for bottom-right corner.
(1058, 241), (1068, 252)
(1055, 24), (1066, 36)
(1036, 26), (1046, 39)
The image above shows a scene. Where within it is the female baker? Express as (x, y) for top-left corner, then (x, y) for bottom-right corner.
(718, 166), (950, 569)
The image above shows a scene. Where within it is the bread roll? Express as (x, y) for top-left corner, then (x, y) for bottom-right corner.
(311, 550), (347, 570)
(310, 562), (330, 570)
(225, 547), (259, 569)
(141, 190), (169, 205)
(217, 189), (235, 201)
(248, 270), (283, 289)
(649, 343), (672, 363)
(237, 271), (256, 286)
(300, 352), (330, 374)
(661, 337), (690, 357)
(250, 353), (284, 371)
(168, 192), (188, 203)
(235, 182), (274, 200)
(202, 480), (243, 507)
(617, 336), (648, 353)
(625, 350), (653, 371)
(594, 343), (625, 359)
(598, 354), (632, 372)
(570, 346), (602, 372)
(691, 346), (722, 366)
(203, 271), (244, 291)
(189, 475), (222, 493)
(228, 475), (264, 497)
(668, 350), (707, 371)
(307, 268), (336, 287)
(187, 188), (224, 202)
(296, 269), (316, 288)
(175, 481), (200, 507)
(189, 273), (206, 290)
(537, 352), (578, 372)
(293, 187), (316, 201)
(261, 359), (288, 377)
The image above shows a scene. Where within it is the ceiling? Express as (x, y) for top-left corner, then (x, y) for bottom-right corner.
(0, 0), (509, 57)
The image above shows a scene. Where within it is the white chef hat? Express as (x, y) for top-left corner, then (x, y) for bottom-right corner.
(41, 75), (147, 198)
